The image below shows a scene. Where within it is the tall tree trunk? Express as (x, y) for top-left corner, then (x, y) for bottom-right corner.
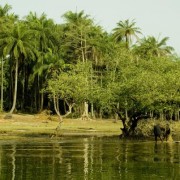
(80, 30), (85, 63)
(84, 34), (87, 62)
(37, 75), (40, 111)
(125, 34), (129, 49)
(40, 92), (44, 112)
(9, 57), (13, 110)
(1, 57), (3, 111)
(34, 77), (37, 111)
(24, 66), (29, 110)
(9, 58), (18, 114)
(21, 66), (25, 110)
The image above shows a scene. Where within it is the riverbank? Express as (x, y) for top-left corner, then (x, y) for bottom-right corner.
(0, 113), (122, 139)
(0, 113), (180, 140)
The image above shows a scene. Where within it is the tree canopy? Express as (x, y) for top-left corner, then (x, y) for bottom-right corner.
(0, 4), (179, 128)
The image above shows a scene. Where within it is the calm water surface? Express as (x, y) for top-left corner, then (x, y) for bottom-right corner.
(0, 136), (179, 180)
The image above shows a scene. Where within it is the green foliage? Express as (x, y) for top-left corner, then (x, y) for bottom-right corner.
(0, 4), (179, 120)
(47, 62), (92, 104)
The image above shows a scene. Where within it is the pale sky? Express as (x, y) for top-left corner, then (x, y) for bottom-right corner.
(1, 0), (180, 54)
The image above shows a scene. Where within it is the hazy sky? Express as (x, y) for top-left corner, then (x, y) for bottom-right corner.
(1, 0), (180, 54)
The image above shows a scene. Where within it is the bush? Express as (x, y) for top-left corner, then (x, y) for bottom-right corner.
(135, 119), (173, 138)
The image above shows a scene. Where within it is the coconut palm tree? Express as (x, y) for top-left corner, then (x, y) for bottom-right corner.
(25, 12), (58, 111)
(112, 19), (141, 49)
(0, 4), (11, 111)
(0, 5), (20, 112)
(133, 36), (174, 58)
(0, 4), (11, 17)
(62, 10), (91, 25)
(0, 22), (37, 114)
(0, 4), (18, 26)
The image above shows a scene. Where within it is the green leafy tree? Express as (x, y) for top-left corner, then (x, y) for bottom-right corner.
(47, 62), (92, 119)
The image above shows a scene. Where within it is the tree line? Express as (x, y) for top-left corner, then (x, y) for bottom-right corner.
(0, 4), (179, 125)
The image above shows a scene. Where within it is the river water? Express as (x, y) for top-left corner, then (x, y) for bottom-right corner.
(0, 136), (179, 180)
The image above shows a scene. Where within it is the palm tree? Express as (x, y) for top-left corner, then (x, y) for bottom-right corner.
(0, 4), (15, 40)
(133, 36), (174, 58)
(0, 4), (18, 26)
(62, 10), (91, 25)
(0, 4), (10, 111)
(0, 23), (37, 114)
(0, 4), (11, 17)
(112, 19), (141, 49)
(25, 12), (57, 111)
(0, 4), (18, 112)
(26, 12), (56, 52)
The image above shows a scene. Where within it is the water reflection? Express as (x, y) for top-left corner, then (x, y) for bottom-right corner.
(0, 137), (179, 179)
(154, 142), (176, 163)
(11, 144), (16, 180)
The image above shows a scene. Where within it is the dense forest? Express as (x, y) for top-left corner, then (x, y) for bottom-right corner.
(0, 4), (180, 133)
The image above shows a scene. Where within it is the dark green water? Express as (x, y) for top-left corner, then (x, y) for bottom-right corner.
(0, 136), (179, 180)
